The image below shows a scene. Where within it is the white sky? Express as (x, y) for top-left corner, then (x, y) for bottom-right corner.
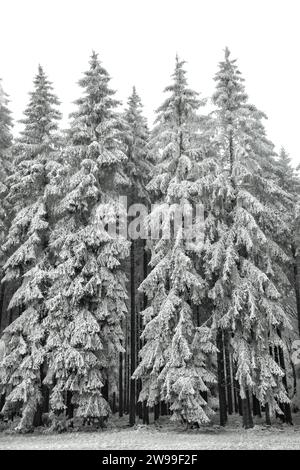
(0, 0), (299, 167)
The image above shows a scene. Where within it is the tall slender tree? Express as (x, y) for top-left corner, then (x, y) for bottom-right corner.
(0, 79), (13, 332)
(123, 87), (150, 426)
(275, 148), (300, 336)
(0, 66), (61, 430)
(0, 79), (13, 242)
(44, 52), (129, 427)
(206, 48), (291, 427)
(134, 57), (216, 426)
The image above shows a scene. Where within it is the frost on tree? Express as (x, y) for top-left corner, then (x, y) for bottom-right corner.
(123, 86), (151, 202)
(133, 57), (216, 425)
(0, 66), (61, 431)
(0, 79), (13, 249)
(206, 48), (292, 419)
(274, 148), (300, 337)
(123, 87), (151, 425)
(44, 52), (129, 425)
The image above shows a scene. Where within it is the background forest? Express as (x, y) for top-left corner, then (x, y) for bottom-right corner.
(0, 48), (299, 435)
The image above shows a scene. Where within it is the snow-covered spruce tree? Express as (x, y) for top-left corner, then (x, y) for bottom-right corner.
(133, 57), (216, 426)
(0, 79), (13, 250)
(275, 148), (300, 336)
(206, 48), (291, 426)
(123, 86), (151, 201)
(0, 79), (13, 335)
(44, 52), (130, 427)
(123, 87), (151, 425)
(0, 66), (61, 431)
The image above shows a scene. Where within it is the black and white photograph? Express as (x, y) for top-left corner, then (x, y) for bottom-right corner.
(0, 0), (299, 454)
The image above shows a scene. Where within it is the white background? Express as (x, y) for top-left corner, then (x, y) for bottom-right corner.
(0, 0), (299, 167)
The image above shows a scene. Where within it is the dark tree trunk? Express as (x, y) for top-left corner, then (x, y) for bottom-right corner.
(129, 241), (136, 426)
(124, 318), (129, 414)
(154, 402), (160, 421)
(265, 403), (271, 425)
(102, 379), (109, 402)
(143, 400), (149, 424)
(66, 391), (74, 419)
(33, 360), (49, 427)
(277, 332), (293, 425)
(233, 385), (239, 414)
(252, 395), (261, 417)
(291, 360), (297, 397)
(0, 280), (5, 333)
(273, 346), (284, 422)
(160, 401), (168, 416)
(141, 240), (150, 425)
(0, 393), (5, 412)
(242, 390), (253, 429)
(224, 331), (233, 415)
(217, 328), (227, 425)
(232, 362), (240, 414)
(247, 390), (253, 428)
(119, 351), (123, 417)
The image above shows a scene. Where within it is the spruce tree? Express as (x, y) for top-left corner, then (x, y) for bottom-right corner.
(0, 79), (13, 239)
(133, 57), (216, 426)
(275, 148), (300, 336)
(123, 87), (151, 200)
(0, 66), (61, 430)
(44, 52), (129, 426)
(0, 79), (13, 330)
(206, 48), (291, 426)
(123, 87), (150, 426)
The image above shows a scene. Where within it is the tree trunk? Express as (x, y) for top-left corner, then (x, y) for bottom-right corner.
(66, 391), (74, 419)
(0, 280), (5, 333)
(124, 318), (129, 414)
(224, 331), (233, 415)
(143, 400), (149, 424)
(129, 241), (136, 426)
(217, 328), (227, 425)
(252, 395), (261, 417)
(141, 240), (149, 425)
(161, 401), (168, 416)
(265, 403), (271, 425)
(102, 379), (109, 402)
(119, 351), (123, 417)
(33, 360), (49, 426)
(277, 335), (293, 425)
(242, 389), (253, 429)
(154, 402), (160, 421)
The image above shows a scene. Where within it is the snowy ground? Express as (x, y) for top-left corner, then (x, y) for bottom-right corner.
(1, 415), (300, 450)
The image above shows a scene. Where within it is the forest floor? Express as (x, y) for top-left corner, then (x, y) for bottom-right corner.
(1, 414), (300, 450)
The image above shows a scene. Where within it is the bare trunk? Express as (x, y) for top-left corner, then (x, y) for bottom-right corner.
(217, 329), (227, 425)
(119, 351), (123, 417)
(224, 331), (233, 415)
(129, 241), (136, 426)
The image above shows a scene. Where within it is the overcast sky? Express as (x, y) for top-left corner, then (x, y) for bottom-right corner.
(0, 0), (299, 167)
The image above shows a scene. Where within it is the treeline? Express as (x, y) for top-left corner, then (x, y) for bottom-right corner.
(0, 49), (299, 432)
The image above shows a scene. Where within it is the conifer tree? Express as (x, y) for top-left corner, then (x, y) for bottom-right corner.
(134, 57), (216, 426)
(206, 49), (291, 426)
(0, 79), (13, 330)
(123, 87), (150, 426)
(0, 79), (13, 243)
(275, 148), (300, 336)
(44, 52), (129, 426)
(0, 66), (61, 430)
